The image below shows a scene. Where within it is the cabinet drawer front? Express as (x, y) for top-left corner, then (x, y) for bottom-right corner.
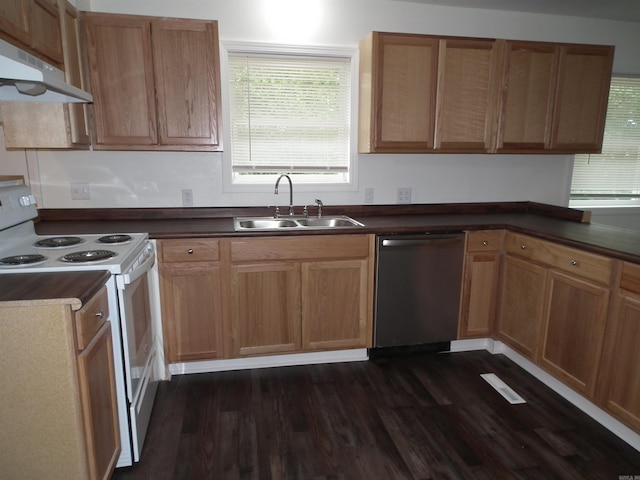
(230, 235), (371, 262)
(505, 233), (612, 284)
(75, 286), (109, 350)
(161, 239), (219, 262)
(466, 230), (503, 252)
(620, 262), (640, 295)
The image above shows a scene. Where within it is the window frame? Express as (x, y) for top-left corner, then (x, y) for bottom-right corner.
(221, 41), (359, 194)
(569, 75), (640, 209)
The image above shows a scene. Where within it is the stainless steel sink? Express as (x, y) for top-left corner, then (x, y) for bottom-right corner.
(295, 217), (363, 228)
(234, 215), (364, 231)
(236, 218), (299, 229)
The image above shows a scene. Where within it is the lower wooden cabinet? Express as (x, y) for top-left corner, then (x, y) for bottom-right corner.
(459, 230), (502, 338)
(597, 263), (640, 431)
(158, 239), (225, 362)
(0, 284), (119, 480)
(229, 235), (374, 357)
(496, 254), (547, 359)
(539, 270), (609, 396)
(77, 321), (121, 480)
(159, 234), (375, 361)
(231, 261), (302, 356)
(302, 259), (370, 350)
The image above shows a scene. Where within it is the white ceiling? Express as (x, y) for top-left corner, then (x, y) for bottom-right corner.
(389, 0), (640, 23)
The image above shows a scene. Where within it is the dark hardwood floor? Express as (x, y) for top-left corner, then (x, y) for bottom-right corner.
(113, 351), (640, 479)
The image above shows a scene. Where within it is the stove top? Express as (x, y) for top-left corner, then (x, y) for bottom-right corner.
(0, 226), (148, 274)
(0, 184), (149, 274)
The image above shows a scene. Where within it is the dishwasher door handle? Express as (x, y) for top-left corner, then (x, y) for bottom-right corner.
(381, 236), (461, 248)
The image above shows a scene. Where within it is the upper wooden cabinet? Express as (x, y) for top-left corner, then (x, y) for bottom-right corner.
(0, 0), (63, 64)
(496, 41), (559, 152)
(359, 32), (613, 154)
(550, 44), (614, 153)
(359, 33), (500, 153)
(2, 0), (90, 149)
(358, 32), (439, 152)
(0, 0), (30, 46)
(435, 38), (500, 152)
(83, 13), (223, 151)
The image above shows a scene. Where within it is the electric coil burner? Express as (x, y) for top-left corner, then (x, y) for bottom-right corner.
(0, 254), (47, 266)
(34, 236), (83, 248)
(98, 234), (133, 244)
(60, 249), (117, 263)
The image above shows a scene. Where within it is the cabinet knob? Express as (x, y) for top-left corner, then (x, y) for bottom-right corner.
(520, 244), (526, 250)
(187, 249), (194, 254)
(570, 259), (578, 266)
(482, 241), (489, 246)
(95, 310), (104, 319)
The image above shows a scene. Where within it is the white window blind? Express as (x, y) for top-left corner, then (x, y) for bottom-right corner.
(228, 53), (351, 175)
(571, 76), (640, 199)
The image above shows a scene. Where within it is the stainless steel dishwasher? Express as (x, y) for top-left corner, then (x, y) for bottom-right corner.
(373, 233), (465, 352)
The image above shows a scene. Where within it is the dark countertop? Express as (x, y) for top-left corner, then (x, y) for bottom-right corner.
(0, 270), (110, 306)
(33, 202), (640, 264)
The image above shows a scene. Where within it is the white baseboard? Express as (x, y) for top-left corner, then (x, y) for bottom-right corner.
(168, 348), (368, 376)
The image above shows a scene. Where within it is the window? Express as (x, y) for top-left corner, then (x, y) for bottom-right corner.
(570, 76), (640, 205)
(226, 46), (354, 186)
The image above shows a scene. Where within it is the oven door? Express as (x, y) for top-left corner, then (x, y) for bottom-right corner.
(121, 273), (153, 399)
(116, 242), (158, 461)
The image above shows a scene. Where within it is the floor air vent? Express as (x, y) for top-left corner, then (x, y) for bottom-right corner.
(480, 373), (526, 404)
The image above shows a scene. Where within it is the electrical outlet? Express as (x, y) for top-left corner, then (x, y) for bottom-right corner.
(397, 187), (411, 204)
(364, 187), (374, 204)
(181, 189), (193, 207)
(70, 182), (90, 200)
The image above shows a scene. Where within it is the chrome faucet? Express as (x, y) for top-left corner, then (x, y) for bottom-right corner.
(315, 198), (323, 218)
(274, 174), (294, 216)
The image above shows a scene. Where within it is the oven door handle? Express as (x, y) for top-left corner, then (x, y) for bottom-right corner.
(118, 246), (155, 288)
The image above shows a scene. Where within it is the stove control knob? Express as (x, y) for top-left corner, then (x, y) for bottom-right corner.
(19, 194), (36, 207)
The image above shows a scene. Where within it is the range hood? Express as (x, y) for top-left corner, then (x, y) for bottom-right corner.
(0, 39), (93, 103)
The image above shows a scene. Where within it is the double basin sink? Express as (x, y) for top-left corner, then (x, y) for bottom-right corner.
(234, 215), (364, 231)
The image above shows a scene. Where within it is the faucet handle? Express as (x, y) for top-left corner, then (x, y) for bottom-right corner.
(303, 205), (309, 217)
(274, 206), (280, 218)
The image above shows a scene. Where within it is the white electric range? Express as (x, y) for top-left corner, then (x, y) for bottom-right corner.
(0, 183), (158, 468)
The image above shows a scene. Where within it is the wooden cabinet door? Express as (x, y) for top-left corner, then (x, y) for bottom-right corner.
(539, 270), (609, 396)
(460, 252), (501, 338)
(160, 263), (224, 362)
(459, 230), (503, 339)
(597, 292), (640, 431)
(302, 259), (371, 350)
(550, 44), (614, 153)
(84, 13), (157, 147)
(231, 262), (302, 356)
(152, 19), (222, 148)
(77, 321), (120, 480)
(30, 0), (62, 63)
(497, 41), (558, 152)
(60, 0), (89, 145)
(497, 255), (547, 359)
(435, 38), (499, 152)
(0, 0), (30, 45)
(358, 32), (439, 152)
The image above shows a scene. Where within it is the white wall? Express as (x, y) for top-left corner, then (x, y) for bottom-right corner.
(2, 0), (640, 210)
